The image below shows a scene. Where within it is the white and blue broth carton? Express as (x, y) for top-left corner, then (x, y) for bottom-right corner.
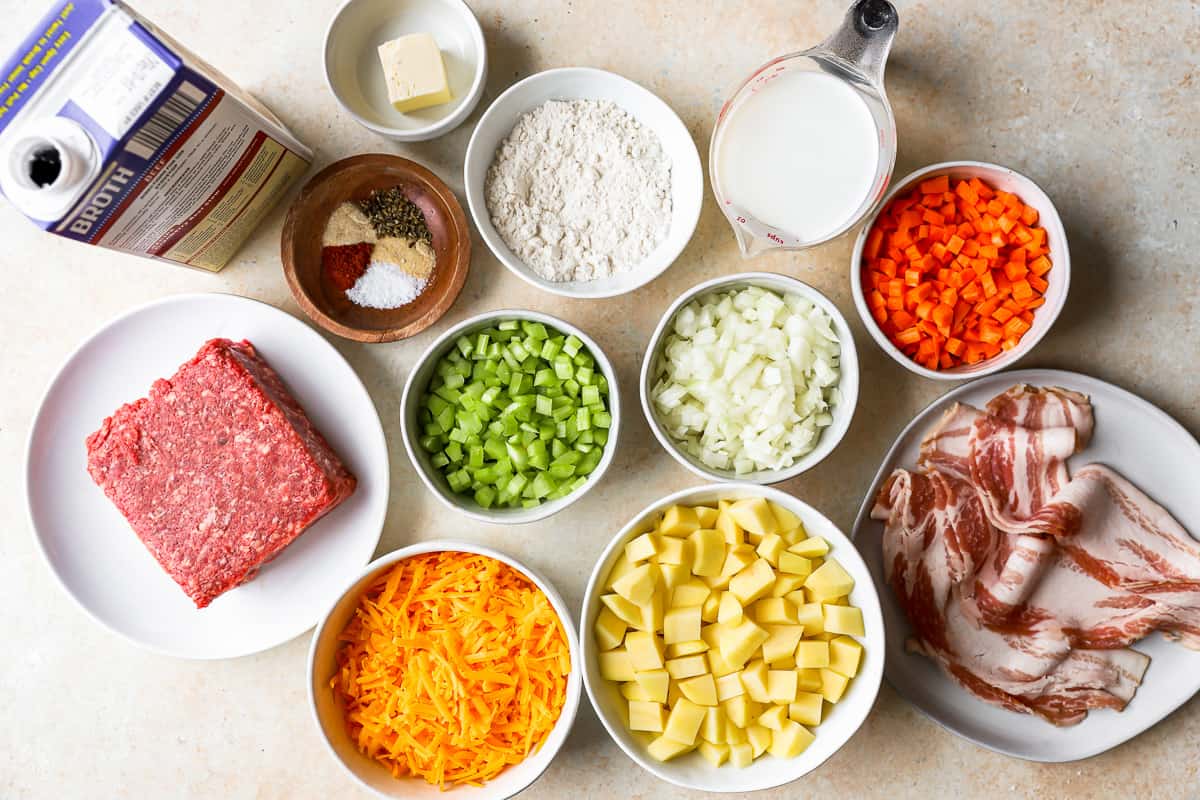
(0, 0), (312, 271)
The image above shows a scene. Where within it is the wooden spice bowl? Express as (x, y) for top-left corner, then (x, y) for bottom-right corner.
(281, 154), (470, 343)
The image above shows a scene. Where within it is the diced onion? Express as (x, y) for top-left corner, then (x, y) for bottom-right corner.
(650, 286), (841, 473)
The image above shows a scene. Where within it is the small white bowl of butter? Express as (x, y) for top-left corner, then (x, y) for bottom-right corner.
(323, 0), (487, 142)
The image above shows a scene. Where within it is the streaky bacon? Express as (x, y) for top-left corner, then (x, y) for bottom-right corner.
(875, 385), (1199, 726)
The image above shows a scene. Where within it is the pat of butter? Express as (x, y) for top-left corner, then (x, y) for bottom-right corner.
(377, 33), (453, 113)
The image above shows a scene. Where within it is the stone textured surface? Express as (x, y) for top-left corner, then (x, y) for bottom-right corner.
(1, 0), (1197, 797)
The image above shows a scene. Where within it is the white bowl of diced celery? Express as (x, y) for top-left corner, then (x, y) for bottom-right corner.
(401, 309), (620, 523)
(640, 273), (859, 485)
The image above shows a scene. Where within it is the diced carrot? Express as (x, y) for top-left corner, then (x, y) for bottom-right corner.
(871, 305), (887, 324)
(916, 299), (936, 320)
(986, 199), (1005, 216)
(1020, 205), (1039, 226)
(997, 214), (1016, 234)
(1003, 261), (1028, 281)
(955, 180), (979, 204)
(1003, 316), (1031, 338)
(979, 321), (1004, 344)
(931, 303), (954, 333)
(1011, 278), (1035, 301)
(886, 294), (903, 311)
(868, 289), (886, 310)
(895, 326), (922, 346)
(947, 234), (965, 254)
(864, 228), (884, 260)
(1030, 255), (1052, 276)
(945, 337), (966, 357)
(980, 271), (997, 297)
(892, 310), (915, 329)
(1028, 274), (1049, 293)
(920, 175), (950, 194)
(992, 306), (1014, 324)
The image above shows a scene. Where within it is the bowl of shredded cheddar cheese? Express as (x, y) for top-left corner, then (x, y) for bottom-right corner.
(308, 541), (581, 798)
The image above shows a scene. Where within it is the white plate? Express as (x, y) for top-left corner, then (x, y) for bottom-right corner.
(852, 368), (1200, 761)
(24, 293), (389, 659)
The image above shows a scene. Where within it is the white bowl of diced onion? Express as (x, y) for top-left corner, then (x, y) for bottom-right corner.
(640, 273), (859, 484)
(579, 483), (884, 793)
(401, 309), (621, 524)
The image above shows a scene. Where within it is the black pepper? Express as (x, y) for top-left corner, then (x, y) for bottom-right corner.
(362, 187), (431, 243)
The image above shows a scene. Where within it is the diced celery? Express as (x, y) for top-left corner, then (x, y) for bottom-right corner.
(475, 486), (496, 508)
(563, 335), (583, 357)
(498, 320), (519, 331)
(535, 395), (553, 416)
(455, 336), (473, 357)
(430, 453), (450, 469)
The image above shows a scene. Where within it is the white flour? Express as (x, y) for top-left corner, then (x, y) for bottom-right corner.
(485, 99), (672, 282)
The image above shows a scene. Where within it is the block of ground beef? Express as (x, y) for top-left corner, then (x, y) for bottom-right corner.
(85, 338), (357, 608)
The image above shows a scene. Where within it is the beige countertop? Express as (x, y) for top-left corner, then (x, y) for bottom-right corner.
(2, 0), (1198, 797)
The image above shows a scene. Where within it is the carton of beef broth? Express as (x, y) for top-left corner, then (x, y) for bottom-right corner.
(0, 0), (312, 271)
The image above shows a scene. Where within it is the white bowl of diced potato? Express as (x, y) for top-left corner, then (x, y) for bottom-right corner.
(580, 484), (884, 793)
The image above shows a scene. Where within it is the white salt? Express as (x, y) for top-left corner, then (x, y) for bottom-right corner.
(346, 261), (428, 309)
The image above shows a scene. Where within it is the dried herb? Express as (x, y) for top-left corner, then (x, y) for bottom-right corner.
(362, 187), (431, 243)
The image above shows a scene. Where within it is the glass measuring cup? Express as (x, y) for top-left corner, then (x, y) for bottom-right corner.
(710, 0), (899, 256)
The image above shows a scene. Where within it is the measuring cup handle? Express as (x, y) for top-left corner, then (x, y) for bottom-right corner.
(819, 0), (899, 87)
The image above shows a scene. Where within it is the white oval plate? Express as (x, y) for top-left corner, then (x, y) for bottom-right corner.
(852, 368), (1200, 762)
(25, 293), (389, 659)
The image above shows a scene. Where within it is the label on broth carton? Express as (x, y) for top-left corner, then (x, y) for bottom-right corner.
(0, 0), (312, 271)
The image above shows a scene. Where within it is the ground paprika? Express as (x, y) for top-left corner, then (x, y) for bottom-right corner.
(322, 243), (373, 291)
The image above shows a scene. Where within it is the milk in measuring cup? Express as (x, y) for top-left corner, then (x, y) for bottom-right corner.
(714, 70), (879, 244)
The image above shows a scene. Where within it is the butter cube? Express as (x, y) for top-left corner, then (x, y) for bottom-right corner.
(824, 604), (865, 637)
(678, 673), (718, 706)
(664, 606), (702, 644)
(646, 734), (694, 762)
(593, 607), (627, 651)
(796, 640), (831, 669)
(598, 649), (636, 682)
(635, 669), (670, 704)
(377, 33), (452, 113)
(659, 504), (701, 536)
(788, 691), (824, 726)
(628, 700), (666, 732)
(829, 635), (864, 678)
(689, 528), (726, 577)
(768, 720), (815, 759)
(612, 562), (657, 605)
(698, 740), (729, 766)
(663, 698), (706, 745)
(729, 559), (777, 606)
(625, 631), (665, 671)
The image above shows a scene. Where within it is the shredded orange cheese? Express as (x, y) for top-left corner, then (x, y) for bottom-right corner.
(331, 551), (571, 789)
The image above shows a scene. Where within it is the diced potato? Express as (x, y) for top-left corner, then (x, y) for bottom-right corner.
(729, 497), (779, 538)
(663, 698), (706, 746)
(671, 579), (710, 608)
(665, 654), (708, 680)
(716, 508), (744, 545)
(612, 562), (657, 605)
(717, 592), (743, 625)
(625, 630), (665, 671)
(729, 742), (754, 767)
(698, 740), (729, 766)
(812, 632), (837, 642)
(655, 535), (690, 566)
(646, 735), (694, 762)
(778, 552), (813, 577)
(739, 660), (770, 703)
(715, 672), (745, 702)
(756, 703), (787, 731)
(700, 572), (732, 592)
(796, 668), (823, 692)
(768, 720), (815, 759)
(667, 681), (683, 708)
(825, 594), (849, 606)
(689, 528), (725, 577)
(666, 640), (708, 659)
(760, 625), (804, 666)
(620, 680), (651, 701)
(788, 536), (830, 558)
(804, 558), (855, 600)
(724, 724), (747, 746)
(824, 604), (865, 637)
(605, 551), (634, 590)
(770, 574), (807, 597)
(767, 670), (798, 704)
(768, 501), (804, 533)
(629, 700), (666, 732)
(701, 592), (721, 623)
(678, 673), (718, 707)
(664, 606), (702, 644)
(658, 563), (689, 590)
(635, 668), (670, 704)
(753, 597), (798, 625)
(756, 533), (786, 567)
(599, 649), (636, 682)
(700, 705), (727, 743)
(721, 695), (760, 729)
(795, 640), (830, 669)
(746, 723), (772, 757)
(729, 559), (776, 606)
(829, 635), (864, 678)
(659, 505), (701, 537)
(778, 526), (805, 546)
(625, 532), (659, 563)
(788, 692), (824, 726)
(593, 607), (627, 651)
(717, 618), (770, 670)
(637, 590), (665, 633)
(793, 601), (825, 635)
(695, 506), (719, 528)
(600, 593), (644, 629)
(819, 668), (850, 703)
(707, 648), (738, 678)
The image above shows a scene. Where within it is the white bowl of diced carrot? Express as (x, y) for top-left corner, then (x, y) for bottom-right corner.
(308, 541), (582, 799)
(851, 161), (1070, 380)
(580, 484), (884, 793)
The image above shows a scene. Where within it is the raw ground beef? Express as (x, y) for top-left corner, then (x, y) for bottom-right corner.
(85, 338), (357, 608)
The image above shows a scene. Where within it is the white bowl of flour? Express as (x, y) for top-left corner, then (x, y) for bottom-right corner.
(465, 68), (703, 299)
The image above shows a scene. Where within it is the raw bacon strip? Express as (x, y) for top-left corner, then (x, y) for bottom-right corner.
(917, 403), (979, 481)
(985, 384), (1094, 448)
